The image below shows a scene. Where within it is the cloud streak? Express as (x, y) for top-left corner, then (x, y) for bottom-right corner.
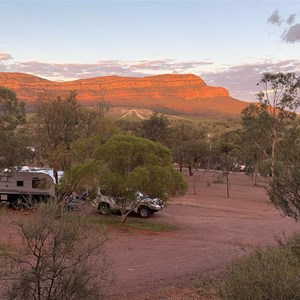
(267, 10), (300, 43)
(0, 58), (213, 81)
(1, 53), (299, 103)
(282, 23), (300, 43)
(0, 53), (13, 61)
(268, 10), (282, 26)
(203, 60), (300, 101)
(287, 14), (296, 25)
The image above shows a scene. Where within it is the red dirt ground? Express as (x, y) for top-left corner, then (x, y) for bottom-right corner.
(104, 171), (299, 299)
(0, 170), (299, 299)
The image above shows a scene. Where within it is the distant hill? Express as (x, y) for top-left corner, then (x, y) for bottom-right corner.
(0, 72), (249, 116)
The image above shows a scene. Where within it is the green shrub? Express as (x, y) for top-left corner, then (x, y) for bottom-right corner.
(220, 246), (300, 300)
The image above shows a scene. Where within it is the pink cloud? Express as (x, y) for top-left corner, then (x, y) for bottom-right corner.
(1, 53), (299, 103)
(0, 53), (13, 61)
(203, 59), (300, 101)
(0, 58), (213, 80)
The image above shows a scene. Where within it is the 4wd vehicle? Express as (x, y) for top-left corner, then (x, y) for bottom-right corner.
(93, 190), (164, 218)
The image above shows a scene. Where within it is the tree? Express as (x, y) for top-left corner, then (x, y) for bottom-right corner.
(0, 87), (31, 168)
(268, 124), (300, 220)
(248, 74), (300, 220)
(256, 72), (300, 178)
(218, 141), (236, 198)
(80, 102), (110, 139)
(0, 201), (110, 300)
(0, 87), (26, 130)
(139, 112), (170, 142)
(168, 122), (208, 175)
(31, 91), (82, 182)
(71, 103), (119, 164)
(57, 160), (99, 200)
(94, 134), (187, 222)
(269, 160), (300, 221)
(241, 104), (272, 184)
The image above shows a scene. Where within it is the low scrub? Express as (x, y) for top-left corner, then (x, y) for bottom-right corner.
(220, 233), (300, 300)
(0, 202), (111, 300)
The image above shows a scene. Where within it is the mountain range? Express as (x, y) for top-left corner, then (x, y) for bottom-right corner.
(0, 72), (249, 116)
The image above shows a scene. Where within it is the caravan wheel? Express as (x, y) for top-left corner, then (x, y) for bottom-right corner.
(11, 198), (26, 210)
(98, 202), (111, 215)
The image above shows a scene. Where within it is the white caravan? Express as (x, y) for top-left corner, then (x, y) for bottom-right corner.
(0, 167), (58, 206)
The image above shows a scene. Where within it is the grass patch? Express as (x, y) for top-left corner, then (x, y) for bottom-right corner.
(172, 203), (200, 208)
(125, 220), (177, 232)
(69, 214), (178, 232)
(81, 214), (177, 232)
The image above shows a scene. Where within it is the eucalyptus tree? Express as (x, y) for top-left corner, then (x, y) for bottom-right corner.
(240, 73), (300, 217)
(269, 121), (300, 220)
(256, 72), (300, 178)
(241, 104), (272, 183)
(71, 102), (119, 163)
(139, 112), (170, 143)
(168, 121), (209, 175)
(0, 87), (31, 167)
(32, 91), (82, 182)
(217, 141), (237, 198)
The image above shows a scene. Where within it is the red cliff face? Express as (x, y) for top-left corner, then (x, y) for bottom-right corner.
(0, 72), (247, 115)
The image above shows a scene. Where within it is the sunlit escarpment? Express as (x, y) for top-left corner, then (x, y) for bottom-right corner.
(0, 72), (248, 116)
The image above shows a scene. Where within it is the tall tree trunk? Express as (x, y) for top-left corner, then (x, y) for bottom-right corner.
(53, 166), (58, 184)
(193, 174), (197, 195)
(179, 157), (183, 173)
(226, 154), (230, 198)
(188, 165), (193, 176)
(121, 214), (126, 223)
(206, 161), (210, 172)
(254, 161), (259, 186)
(271, 139), (276, 179)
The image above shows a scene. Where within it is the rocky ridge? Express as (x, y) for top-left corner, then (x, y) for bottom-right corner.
(0, 72), (248, 115)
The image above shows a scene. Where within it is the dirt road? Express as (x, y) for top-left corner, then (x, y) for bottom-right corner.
(105, 171), (299, 299)
(0, 171), (298, 299)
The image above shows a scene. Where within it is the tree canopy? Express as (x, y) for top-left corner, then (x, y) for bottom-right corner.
(0, 87), (30, 168)
(32, 91), (82, 182)
(95, 134), (187, 201)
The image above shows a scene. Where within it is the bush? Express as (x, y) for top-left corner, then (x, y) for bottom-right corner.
(269, 160), (300, 221)
(220, 234), (300, 300)
(0, 201), (111, 300)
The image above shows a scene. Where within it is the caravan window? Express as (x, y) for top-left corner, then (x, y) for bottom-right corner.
(32, 178), (47, 189)
(0, 194), (8, 201)
(17, 181), (24, 187)
(0, 176), (8, 182)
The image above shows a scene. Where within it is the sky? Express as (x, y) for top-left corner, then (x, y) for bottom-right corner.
(0, 0), (299, 102)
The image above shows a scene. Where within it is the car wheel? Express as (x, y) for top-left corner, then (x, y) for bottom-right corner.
(98, 202), (110, 215)
(138, 206), (150, 218)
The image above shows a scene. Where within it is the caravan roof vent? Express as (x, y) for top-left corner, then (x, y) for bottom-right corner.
(20, 166), (30, 172)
